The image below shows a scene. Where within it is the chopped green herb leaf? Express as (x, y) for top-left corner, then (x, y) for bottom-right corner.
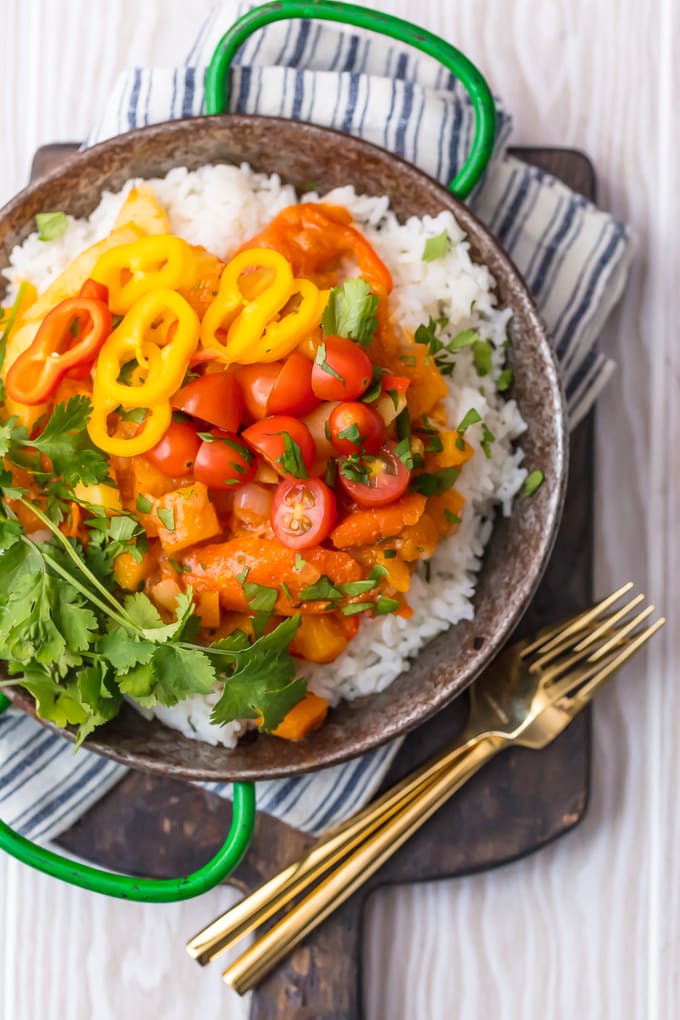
(481, 423), (495, 459)
(383, 548), (397, 559)
(409, 466), (461, 496)
(444, 508), (462, 524)
(393, 437), (414, 470)
(294, 553), (307, 572)
(36, 211), (67, 241)
(374, 596), (401, 615)
(341, 601), (375, 616)
(524, 469), (545, 497)
(243, 582), (278, 614)
(361, 367), (384, 403)
(338, 578), (379, 597)
(157, 507), (175, 532)
(497, 368), (513, 392)
(457, 408), (482, 434)
(281, 581), (293, 602)
(135, 494), (153, 515)
(472, 339), (493, 377)
(321, 279), (379, 346)
(276, 433), (308, 479)
(315, 341), (344, 382)
(450, 329), (479, 350)
(298, 576), (343, 601)
(422, 230), (449, 261)
(236, 567), (250, 584)
(337, 423), (363, 446)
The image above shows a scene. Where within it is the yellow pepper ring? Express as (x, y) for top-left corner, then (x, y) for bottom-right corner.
(236, 278), (326, 364)
(87, 394), (172, 457)
(199, 248), (295, 361)
(92, 235), (196, 315)
(95, 289), (200, 407)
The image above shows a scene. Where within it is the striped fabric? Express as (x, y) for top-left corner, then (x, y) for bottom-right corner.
(1, 1), (632, 841)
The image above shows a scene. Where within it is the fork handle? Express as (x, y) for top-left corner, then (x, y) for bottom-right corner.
(223, 734), (502, 994)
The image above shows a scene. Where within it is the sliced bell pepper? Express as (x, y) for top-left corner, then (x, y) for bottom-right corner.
(87, 396), (172, 457)
(93, 288), (199, 408)
(91, 235), (196, 315)
(5, 295), (112, 405)
(200, 248), (323, 364)
(239, 203), (393, 293)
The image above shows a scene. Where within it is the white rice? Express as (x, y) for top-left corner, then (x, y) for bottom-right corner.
(4, 164), (528, 747)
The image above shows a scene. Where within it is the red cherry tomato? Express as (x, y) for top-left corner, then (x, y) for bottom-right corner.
(235, 354), (319, 419)
(233, 362), (281, 420)
(328, 401), (386, 455)
(79, 278), (109, 304)
(271, 477), (337, 549)
(242, 416), (316, 477)
(193, 429), (257, 489)
(311, 337), (373, 401)
(146, 421), (201, 477)
(268, 351), (320, 416)
(172, 372), (243, 432)
(337, 441), (411, 507)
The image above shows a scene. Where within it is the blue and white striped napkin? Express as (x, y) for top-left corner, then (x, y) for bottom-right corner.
(0, 2), (632, 843)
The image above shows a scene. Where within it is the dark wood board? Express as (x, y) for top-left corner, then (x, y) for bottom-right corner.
(25, 144), (596, 1020)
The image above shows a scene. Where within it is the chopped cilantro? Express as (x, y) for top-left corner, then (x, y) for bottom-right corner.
(457, 408), (482, 434)
(393, 437), (414, 470)
(136, 494), (153, 515)
(481, 423), (495, 459)
(361, 367), (384, 404)
(444, 508), (462, 524)
(314, 341), (344, 382)
(472, 339), (493, 377)
(524, 469), (545, 497)
(36, 211), (67, 241)
(243, 582), (278, 614)
(341, 602), (374, 616)
(276, 433), (308, 479)
(497, 368), (513, 392)
(337, 423), (363, 446)
(383, 549), (397, 559)
(157, 507), (175, 532)
(450, 329), (479, 350)
(409, 466), (461, 496)
(374, 596), (401, 615)
(281, 581), (293, 602)
(298, 576), (343, 601)
(321, 279), (379, 346)
(422, 230), (450, 261)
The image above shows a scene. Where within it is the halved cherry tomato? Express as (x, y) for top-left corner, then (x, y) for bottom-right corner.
(272, 477), (337, 549)
(235, 353), (319, 420)
(146, 421), (201, 477)
(268, 352), (320, 416)
(193, 429), (256, 489)
(79, 278), (109, 304)
(242, 416), (316, 477)
(337, 441), (411, 507)
(328, 402), (386, 455)
(172, 372), (243, 432)
(234, 362), (281, 420)
(311, 337), (372, 401)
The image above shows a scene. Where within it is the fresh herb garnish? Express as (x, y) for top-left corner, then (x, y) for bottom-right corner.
(481, 423), (495, 459)
(409, 466), (461, 496)
(243, 582), (278, 614)
(314, 341), (344, 382)
(444, 508), (462, 524)
(157, 507), (175, 532)
(337, 423), (363, 446)
(321, 279), (379, 346)
(393, 437), (414, 470)
(298, 576), (343, 602)
(340, 453), (370, 486)
(422, 230), (449, 261)
(524, 469), (545, 497)
(472, 339), (493, 377)
(457, 408), (482, 434)
(35, 211), (67, 241)
(136, 494), (153, 514)
(497, 368), (513, 392)
(276, 433), (308, 479)
(361, 366), (384, 404)
(374, 596), (401, 615)
(450, 329), (479, 350)
(341, 602), (374, 616)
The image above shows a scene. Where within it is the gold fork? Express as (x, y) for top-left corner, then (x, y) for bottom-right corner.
(186, 584), (663, 990)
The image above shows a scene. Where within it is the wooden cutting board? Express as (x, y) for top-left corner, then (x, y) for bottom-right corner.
(29, 144), (596, 1020)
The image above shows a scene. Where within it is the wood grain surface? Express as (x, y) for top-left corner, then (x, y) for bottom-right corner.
(1, 2), (678, 1020)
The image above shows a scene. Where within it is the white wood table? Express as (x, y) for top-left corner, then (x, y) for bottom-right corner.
(1, 1), (678, 1017)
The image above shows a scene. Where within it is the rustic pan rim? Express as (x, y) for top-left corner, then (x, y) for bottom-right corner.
(0, 115), (568, 780)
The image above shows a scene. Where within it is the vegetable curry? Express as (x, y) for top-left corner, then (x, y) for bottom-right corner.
(0, 186), (475, 744)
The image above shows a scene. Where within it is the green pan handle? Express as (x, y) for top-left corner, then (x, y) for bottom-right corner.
(0, 692), (255, 902)
(204, 0), (496, 199)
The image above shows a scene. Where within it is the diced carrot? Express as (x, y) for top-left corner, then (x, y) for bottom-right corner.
(153, 482), (221, 555)
(330, 493), (426, 549)
(290, 614), (349, 663)
(272, 693), (329, 741)
(180, 536), (361, 614)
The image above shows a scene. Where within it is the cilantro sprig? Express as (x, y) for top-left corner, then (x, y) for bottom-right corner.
(322, 279), (379, 346)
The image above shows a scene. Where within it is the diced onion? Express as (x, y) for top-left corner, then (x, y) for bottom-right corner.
(233, 482), (274, 524)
